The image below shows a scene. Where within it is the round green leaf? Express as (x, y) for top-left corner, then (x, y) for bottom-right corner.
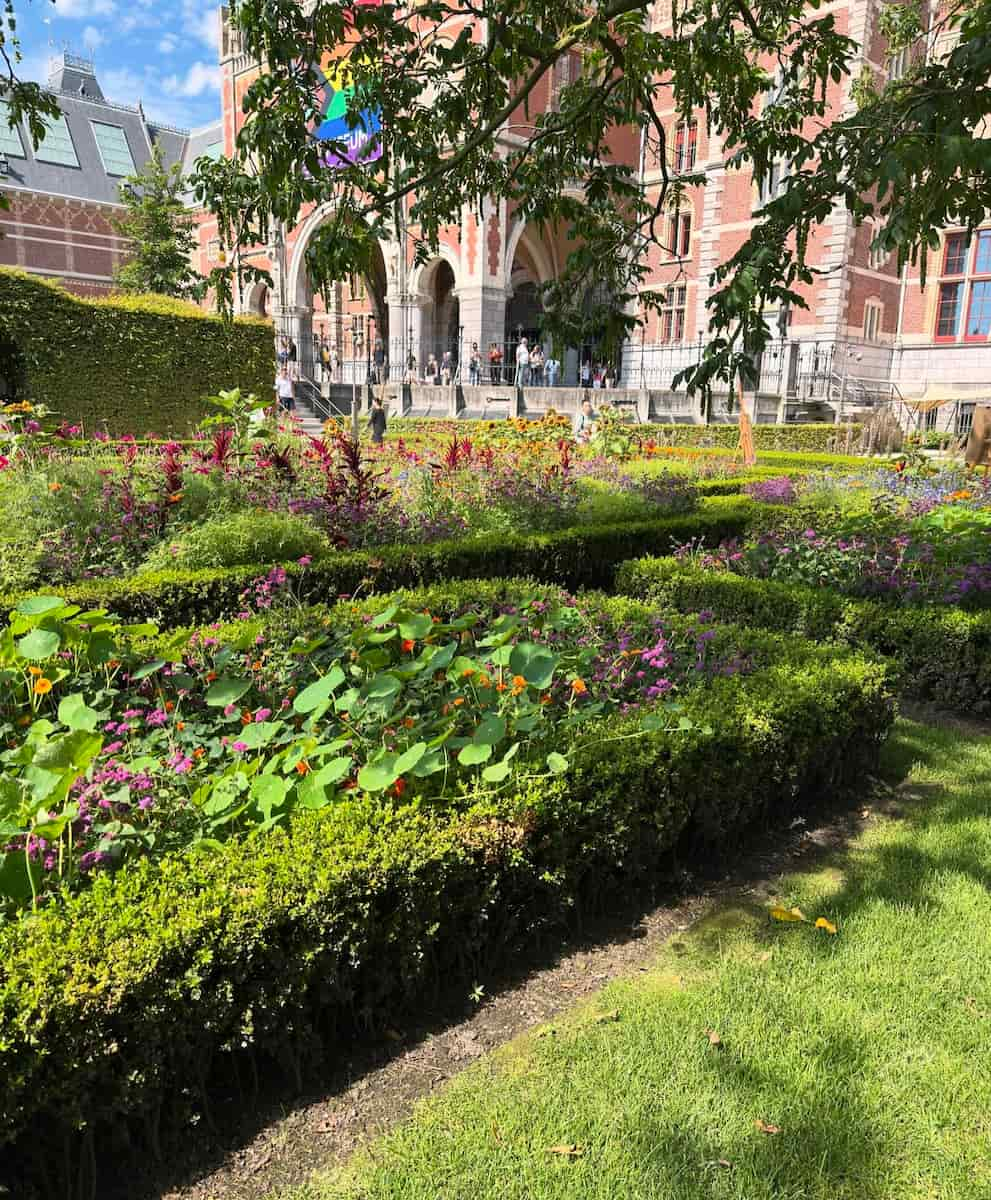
(205, 676), (252, 707)
(547, 752), (569, 775)
(15, 596), (65, 617)
(17, 628), (61, 661)
(57, 693), (99, 732)
(294, 666), (345, 713)
(473, 715), (507, 746)
(458, 743), (493, 767)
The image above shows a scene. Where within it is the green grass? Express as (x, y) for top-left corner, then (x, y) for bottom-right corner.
(279, 717), (991, 1200)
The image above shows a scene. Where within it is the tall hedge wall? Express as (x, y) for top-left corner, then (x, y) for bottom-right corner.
(0, 269), (274, 435)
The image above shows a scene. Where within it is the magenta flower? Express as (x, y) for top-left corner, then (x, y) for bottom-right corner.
(254, 708), (272, 722)
(232, 740), (249, 753)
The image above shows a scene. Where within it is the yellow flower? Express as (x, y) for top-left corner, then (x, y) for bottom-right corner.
(48, 482), (62, 493)
(33, 677), (53, 695)
(28, 666), (42, 677)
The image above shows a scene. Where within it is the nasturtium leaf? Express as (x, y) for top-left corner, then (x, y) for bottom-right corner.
(367, 628), (398, 645)
(546, 752), (569, 775)
(398, 613), (433, 641)
(365, 673), (402, 701)
(15, 596), (65, 617)
(458, 743), (492, 766)
(130, 659), (167, 681)
(17, 628), (61, 661)
(473, 715), (507, 746)
(369, 603), (400, 628)
(205, 676), (252, 707)
(250, 774), (291, 820)
(57, 693), (99, 732)
(411, 749), (446, 777)
(641, 713), (665, 732)
(294, 666), (346, 713)
(357, 755), (399, 792)
(509, 643), (558, 689)
(395, 742), (427, 774)
(482, 760), (512, 783)
(233, 721), (280, 750)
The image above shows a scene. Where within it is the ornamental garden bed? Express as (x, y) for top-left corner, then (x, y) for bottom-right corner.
(0, 577), (892, 1195)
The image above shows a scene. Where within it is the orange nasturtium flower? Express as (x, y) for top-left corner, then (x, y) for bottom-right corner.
(28, 666), (42, 677)
(48, 481), (62, 493)
(511, 674), (527, 696)
(33, 677), (53, 695)
(571, 678), (588, 696)
(295, 759), (312, 776)
(402, 639), (416, 653)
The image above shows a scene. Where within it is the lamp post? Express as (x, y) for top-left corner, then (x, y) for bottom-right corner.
(351, 315), (363, 440)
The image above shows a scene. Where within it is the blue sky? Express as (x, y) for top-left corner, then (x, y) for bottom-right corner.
(10, 0), (222, 131)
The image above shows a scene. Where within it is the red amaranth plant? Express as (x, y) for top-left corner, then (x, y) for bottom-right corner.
(159, 441), (184, 497)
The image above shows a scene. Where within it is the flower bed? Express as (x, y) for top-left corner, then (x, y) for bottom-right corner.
(0, 577), (893, 1192)
(0, 579), (762, 916)
(615, 555), (991, 712)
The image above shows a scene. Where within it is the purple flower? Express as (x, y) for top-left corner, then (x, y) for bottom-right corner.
(146, 709), (169, 728)
(231, 740), (249, 753)
(255, 708), (272, 722)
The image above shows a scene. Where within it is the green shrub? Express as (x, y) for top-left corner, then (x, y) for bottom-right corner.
(649, 424), (864, 453)
(616, 556), (991, 712)
(0, 598), (892, 1191)
(3, 496), (767, 627)
(140, 510), (330, 572)
(0, 269), (273, 435)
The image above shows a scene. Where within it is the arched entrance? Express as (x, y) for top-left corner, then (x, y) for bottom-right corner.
(287, 215), (392, 383)
(414, 257), (460, 372)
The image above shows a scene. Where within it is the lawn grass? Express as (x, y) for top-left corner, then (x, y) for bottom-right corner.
(279, 716), (991, 1200)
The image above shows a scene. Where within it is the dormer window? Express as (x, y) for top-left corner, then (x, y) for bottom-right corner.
(35, 114), (79, 167)
(91, 122), (135, 177)
(0, 102), (26, 158)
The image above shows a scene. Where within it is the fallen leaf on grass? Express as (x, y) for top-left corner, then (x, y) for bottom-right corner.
(546, 1144), (585, 1157)
(769, 906), (806, 923)
(704, 1029), (723, 1047)
(758, 951), (773, 963)
(754, 1120), (781, 1135)
(703, 1158), (733, 1169)
(595, 1010), (620, 1024)
(814, 917), (838, 935)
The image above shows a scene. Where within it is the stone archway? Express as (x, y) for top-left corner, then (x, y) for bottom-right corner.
(413, 255), (461, 370)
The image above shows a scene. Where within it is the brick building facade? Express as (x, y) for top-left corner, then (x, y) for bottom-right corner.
(0, 53), (220, 298)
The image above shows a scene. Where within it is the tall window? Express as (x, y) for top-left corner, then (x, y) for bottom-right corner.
(887, 45), (910, 82)
(867, 221), (890, 271)
(348, 275), (366, 303)
(863, 300), (883, 342)
(673, 120), (697, 173)
(935, 230), (991, 342)
(658, 285), (687, 343)
(0, 101), (26, 157)
(91, 122), (135, 177)
(668, 208), (691, 259)
(756, 158), (790, 206)
(35, 114), (79, 167)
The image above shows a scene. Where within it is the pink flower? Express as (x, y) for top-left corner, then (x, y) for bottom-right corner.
(254, 708), (272, 722)
(232, 740), (249, 753)
(298, 555), (312, 566)
(0, 455), (9, 470)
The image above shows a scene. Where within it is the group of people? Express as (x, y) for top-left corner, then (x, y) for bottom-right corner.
(580, 360), (618, 390)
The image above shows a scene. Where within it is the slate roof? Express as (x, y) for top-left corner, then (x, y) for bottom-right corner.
(0, 53), (222, 209)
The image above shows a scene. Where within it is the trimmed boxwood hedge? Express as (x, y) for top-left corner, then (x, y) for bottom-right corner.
(1, 496), (766, 628)
(615, 556), (991, 713)
(649, 423), (864, 452)
(0, 268), (274, 435)
(0, 579), (893, 1194)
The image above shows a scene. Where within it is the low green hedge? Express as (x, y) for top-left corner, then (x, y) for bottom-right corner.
(0, 269), (274, 435)
(0, 579), (893, 1192)
(649, 423), (864, 453)
(615, 556), (991, 713)
(2, 496), (764, 628)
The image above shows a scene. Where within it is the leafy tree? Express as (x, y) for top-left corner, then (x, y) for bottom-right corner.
(112, 144), (204, 299)
(189, 0), (991, 397)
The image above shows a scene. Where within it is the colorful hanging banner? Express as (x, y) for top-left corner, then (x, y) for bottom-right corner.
(314, 0), (383, 168)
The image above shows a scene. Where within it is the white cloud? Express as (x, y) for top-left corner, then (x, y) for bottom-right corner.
(163, 60), (221, 99)
(181, 0), (220, 52)
(82, 25), (105, 52)
(158, 33), (179, 55)
(52, 0), (116, 18)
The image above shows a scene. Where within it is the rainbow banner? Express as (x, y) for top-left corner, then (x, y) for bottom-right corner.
(314, 0), (382, 168)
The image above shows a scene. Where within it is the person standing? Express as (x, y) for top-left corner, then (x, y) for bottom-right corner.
(277, 337), (290, 368)
(580, 359), (592, 388)
(287, 338), (298, 365)
(545, 352), (560, 387)
(440, 350), (454, 386)
(515, 337), (530, 387)
(426, 353), (440, 385)
(530, 345), (544, 386)
(368, 396), (387, 444)
(488, 342), (503, 384)
(373, 337), (386, 383)
(275, 365), (296, 413)
(468, 343), (482, 386)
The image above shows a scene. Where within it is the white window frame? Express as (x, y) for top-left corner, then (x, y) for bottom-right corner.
(863, 299), (883, 342)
